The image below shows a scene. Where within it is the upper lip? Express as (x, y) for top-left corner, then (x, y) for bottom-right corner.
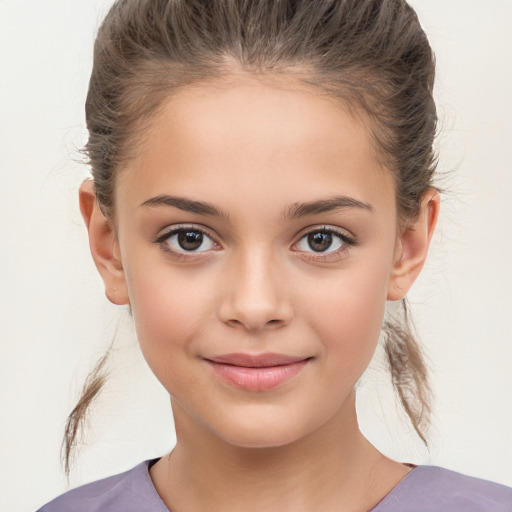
(205, 353), (310, 368)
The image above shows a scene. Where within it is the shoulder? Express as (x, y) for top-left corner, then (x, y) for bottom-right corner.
(36, 459), (169, 512)
(373, 465), (512, 512)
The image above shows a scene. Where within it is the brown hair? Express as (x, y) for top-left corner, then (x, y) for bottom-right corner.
(63, 0), (437, 473)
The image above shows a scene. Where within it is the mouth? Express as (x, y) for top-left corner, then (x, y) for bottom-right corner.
(204, 353), (312, 391)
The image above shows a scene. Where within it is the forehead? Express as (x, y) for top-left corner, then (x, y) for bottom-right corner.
(117, 76), (396, 220)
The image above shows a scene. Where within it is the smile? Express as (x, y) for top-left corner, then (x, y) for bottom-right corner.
(204, 353), (311, 391)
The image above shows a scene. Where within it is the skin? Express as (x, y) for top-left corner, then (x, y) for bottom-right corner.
(80, 77), (439, 512)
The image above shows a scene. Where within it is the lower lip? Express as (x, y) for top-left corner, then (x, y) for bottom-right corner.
(206, 360), (310, 391)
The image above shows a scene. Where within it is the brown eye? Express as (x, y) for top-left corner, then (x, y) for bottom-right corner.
(307, 232), (333, 252)
(294, 228), (353, 257)
(160, 228), (217, 253)
(177, 230), (204, 251)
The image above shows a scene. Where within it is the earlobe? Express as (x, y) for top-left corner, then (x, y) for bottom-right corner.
(79, 179), (130, 306)
(387, 190), (440, 301)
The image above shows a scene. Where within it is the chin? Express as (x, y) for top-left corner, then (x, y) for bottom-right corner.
(219, 429), (302, 450)
(209, 409), (319, 450)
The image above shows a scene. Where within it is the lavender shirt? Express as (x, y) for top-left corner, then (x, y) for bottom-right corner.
(37, 459), (512, 512)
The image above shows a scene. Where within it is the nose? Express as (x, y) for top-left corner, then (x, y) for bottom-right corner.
(217, 248), (293, 332)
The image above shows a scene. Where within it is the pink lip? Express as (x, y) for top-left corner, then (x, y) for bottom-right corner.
(205, 353), (311, 391)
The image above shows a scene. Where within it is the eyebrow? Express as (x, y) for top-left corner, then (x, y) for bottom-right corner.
(283, 196), (374, 220)
(139, 194), (373, 220)
(140, 195), (230, 219)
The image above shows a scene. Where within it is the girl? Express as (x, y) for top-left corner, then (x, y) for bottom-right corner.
(35, 0), (512, 510)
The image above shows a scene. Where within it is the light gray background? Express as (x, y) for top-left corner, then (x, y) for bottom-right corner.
(1, 1), (511, 511)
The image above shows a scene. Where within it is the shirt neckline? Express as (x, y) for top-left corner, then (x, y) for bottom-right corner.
(366, 464), (420, 511)
(141, 458), (422, 512)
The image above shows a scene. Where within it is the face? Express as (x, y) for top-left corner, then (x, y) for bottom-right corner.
(109, 78), (404, 448)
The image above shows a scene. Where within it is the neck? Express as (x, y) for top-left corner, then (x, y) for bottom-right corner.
(150, 392), (410, 512)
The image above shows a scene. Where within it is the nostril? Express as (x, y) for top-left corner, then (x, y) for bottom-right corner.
(224, 317), (285, 331)
(217, 286), (294, 331)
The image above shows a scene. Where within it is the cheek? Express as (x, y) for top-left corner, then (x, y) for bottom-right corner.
(301, 261), (390, 376)
(124, 262), (213, 376)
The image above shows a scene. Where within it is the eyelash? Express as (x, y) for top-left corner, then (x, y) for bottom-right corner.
(154, 225), (356, 262)
(293, 226), (356, 262)
(154, 224), (219, 261)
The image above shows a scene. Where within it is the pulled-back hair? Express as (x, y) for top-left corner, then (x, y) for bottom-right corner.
(64, 0), (437, 474)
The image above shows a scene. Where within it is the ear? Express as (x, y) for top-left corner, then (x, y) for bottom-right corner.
(387, 190), (440, 301)
(79, 179), (130, 305)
